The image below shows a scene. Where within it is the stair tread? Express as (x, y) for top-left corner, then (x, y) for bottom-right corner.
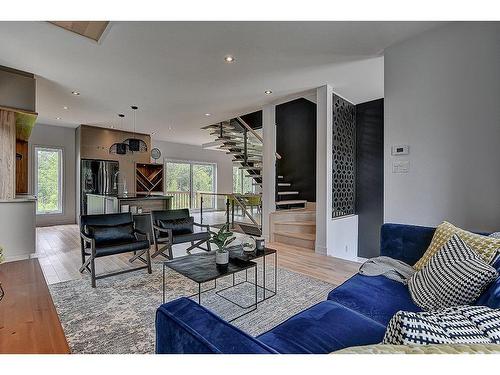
(277, 191), (299, 195)
(275, 199), (307, 205)
(273, 231), (315, 241)
(277, 183), (291, 186)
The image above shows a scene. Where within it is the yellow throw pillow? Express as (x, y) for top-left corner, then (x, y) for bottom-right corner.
(414, 221), (500, 270)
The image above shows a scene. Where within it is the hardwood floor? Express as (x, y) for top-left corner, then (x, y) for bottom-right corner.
(35, 224), (360, 286)
(0, 259), (70, 353)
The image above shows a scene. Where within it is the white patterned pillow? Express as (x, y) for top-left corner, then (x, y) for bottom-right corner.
(408, 234), (497, 311)
(383, 305), (500, 345)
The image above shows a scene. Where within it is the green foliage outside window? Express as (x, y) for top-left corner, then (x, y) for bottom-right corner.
(165, 162), (215, 209)
(233, 166), (253, 194)
(36, 148), (62, 214)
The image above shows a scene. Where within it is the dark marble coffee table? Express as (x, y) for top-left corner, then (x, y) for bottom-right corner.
(163, 250), (258, 322)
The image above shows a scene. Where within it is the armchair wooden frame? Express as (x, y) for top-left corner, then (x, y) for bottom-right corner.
(151, 222), (212, 260)
(79, 226), (152, 288)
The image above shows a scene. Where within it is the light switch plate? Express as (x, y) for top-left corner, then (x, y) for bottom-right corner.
(392, 160), (410, 173)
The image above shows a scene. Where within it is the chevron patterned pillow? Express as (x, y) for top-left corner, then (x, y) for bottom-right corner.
(408, 234), (498, 311)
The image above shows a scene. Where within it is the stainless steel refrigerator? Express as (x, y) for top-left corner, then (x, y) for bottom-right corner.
(80, 159), (119, 215)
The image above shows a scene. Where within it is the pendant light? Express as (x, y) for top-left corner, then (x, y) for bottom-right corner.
(124, 105), (148, 153)
(109, 113), (130, 155)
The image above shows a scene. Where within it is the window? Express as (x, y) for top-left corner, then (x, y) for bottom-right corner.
(165, 160), (216, 210)
(233, 166), (254, 194)
(35, 147), (63, 215)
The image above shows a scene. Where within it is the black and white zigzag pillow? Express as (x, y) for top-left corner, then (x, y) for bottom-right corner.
(408, 234), (497, 311)
(383, 305), (500, 345)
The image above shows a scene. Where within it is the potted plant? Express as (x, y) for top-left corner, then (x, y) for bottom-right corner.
(208, 224), (236, 270)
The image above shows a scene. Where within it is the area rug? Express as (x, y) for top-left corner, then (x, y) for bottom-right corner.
(49, 261), (335, 354)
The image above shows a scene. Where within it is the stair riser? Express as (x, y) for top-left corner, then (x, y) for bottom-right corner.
(273, 233), (315, 250)
(275, 223), (316, 234)
(272, 213), (316, 222)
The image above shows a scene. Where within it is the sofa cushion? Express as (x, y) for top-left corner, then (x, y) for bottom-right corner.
(156, 297), (276, 354)
(380, 223), (437, 266)
(408, 234), (498, 311)
(95, 240), (150, 257)
(87, 222), (136, 246)
(158, 217), (194, 236)
(327, 274), (421, 326)
(257, 300), (386, 354)
(414, 221), (499, 270)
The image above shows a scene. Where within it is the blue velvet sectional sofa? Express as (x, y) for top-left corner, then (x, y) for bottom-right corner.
(155, 223), (500, 354)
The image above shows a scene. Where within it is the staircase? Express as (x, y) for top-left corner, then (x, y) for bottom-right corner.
(275, 175), (307, 210)
(269, 204), (316, 251)
(202, 116), (308, 236)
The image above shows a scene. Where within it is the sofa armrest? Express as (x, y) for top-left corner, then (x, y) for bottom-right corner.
(380, 223), (436, 266)
(156, 297), (276, 354)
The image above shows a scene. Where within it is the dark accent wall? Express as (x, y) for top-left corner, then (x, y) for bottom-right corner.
(240, 110), (262, 130)
(276, 98), (316, 202)
(356, 98), (384, 258)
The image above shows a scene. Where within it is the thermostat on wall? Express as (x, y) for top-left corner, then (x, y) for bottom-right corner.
(391, 144), (409, 155)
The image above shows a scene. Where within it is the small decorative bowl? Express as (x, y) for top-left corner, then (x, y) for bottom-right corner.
(241, 236), (256, 252)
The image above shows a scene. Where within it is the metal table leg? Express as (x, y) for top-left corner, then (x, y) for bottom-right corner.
(162, 262), (166, 303)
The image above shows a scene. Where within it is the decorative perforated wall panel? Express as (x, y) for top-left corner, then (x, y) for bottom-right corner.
(332, 94), (356, 218)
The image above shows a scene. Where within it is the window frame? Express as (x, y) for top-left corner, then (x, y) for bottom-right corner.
(164, 158), (217, 211)
(34, 145), (64, 216)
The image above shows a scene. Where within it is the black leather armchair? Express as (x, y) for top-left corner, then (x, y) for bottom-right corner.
(80, 213), (152, 287)
(151, 209), (211, 259)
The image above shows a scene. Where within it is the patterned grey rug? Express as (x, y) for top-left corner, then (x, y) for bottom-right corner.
(49, 261), (335, 354)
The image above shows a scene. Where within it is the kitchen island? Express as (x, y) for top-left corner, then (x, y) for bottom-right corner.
(86, 194), (172, 215)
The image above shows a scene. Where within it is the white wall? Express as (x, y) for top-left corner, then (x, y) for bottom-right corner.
(384, 22), (500, 232)
(152, 139), (233, 208)
(29, 123), (77, 226)
(261, 104), (277, 240)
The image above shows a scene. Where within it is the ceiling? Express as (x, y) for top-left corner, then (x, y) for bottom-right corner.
(0, 21), (443, 145)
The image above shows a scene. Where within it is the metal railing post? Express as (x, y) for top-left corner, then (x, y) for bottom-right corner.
(200, 195), (203, 225)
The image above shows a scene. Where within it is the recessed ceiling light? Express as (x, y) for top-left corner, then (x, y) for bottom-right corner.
(168, 126), (173, 130)
(224, 55), (235, 63)
(71, 91), (80, 96)
(264, 90), (273, 95)
(205, 113), (211, 117)
(56, 117), (62, 120)
(63, 106), (69, 110)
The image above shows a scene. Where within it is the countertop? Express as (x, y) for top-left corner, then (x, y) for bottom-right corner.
(86, 193), (172, 201)
(117, 195), (172, 201)
(0, 195), (37, 203)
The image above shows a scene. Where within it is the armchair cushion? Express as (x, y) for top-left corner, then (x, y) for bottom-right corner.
(158, 217), (194, 236)
(87, 222), (136, 246)
(95, 240), (150, 257)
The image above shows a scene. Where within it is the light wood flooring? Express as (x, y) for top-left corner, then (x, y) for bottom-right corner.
(35, 224), (360, 286)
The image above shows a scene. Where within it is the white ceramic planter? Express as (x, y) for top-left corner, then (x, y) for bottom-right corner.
(215, 251), (229, 265)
